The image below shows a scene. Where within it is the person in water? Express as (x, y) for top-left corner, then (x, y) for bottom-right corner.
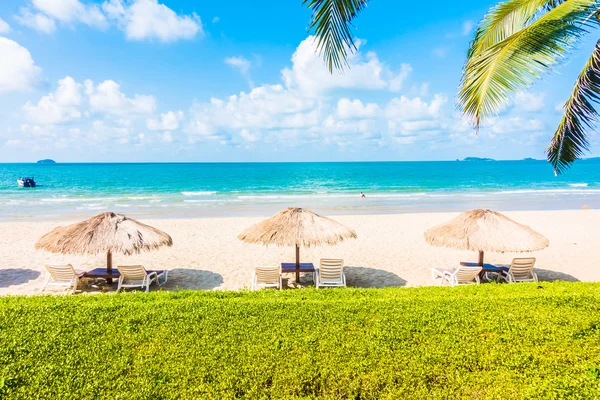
(360, 192), (366, 198)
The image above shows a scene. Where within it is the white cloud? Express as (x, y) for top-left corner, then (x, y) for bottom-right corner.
(30, 0), (107, 28)
(462, 21), (474, 36)
(15, 8), (56, 34)
(23, 76), (82, 124)
(0, 38), (42, 92)
(0, 18), (11, 33)
(86, 79), (156, 116)
(225, 56), (251, 75)
(385, 94), (447, 121)
(161, 131), (174, 143)
(186, 84), (322, 142)
(281, 36), (412, 95)
(486, 117), (545, 134)
(147, 111), (183, 131)
(514, 92), (545, 112)
(336, 99), (379, 119)
(212, 16), (219, 23)
(389, 64), (412, 92)
(103, 0), (203, 42)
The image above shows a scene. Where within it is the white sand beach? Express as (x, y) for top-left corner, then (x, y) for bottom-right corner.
(1, 209), (598, 295)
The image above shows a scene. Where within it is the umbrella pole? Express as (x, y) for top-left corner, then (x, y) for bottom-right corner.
(295, 244), (300, 282)
(478, 251), (484, 266)
(107, 250), (113, 284)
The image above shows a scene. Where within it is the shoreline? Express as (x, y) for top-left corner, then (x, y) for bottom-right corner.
(1, 209), (598, 296)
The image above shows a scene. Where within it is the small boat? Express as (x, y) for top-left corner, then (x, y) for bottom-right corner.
(17, 177), (36, 188)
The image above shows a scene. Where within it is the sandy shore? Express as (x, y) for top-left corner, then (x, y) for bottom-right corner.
(1, 210), (598, 295)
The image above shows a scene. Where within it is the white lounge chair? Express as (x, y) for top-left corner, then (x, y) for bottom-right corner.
(117, 265), (168, 292)
(252, 266), (282, 290)
(499, 258), (537, 283)
(315, 259), (346, 289)
(432, 266), (482, 287)
(43, 264), (85, 294)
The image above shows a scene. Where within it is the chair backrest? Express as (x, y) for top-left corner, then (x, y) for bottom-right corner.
(255, 266), (280, 284)
(45, 264), (77, 282)
(117, 265), (148, 282)
(454, 266), (482, 283)
(509, 258), (536, 280)
(319, 259), (344, 283)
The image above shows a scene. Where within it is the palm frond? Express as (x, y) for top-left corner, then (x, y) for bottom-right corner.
(467, 0), (565, 59)
(547, 41), (600, 174)
(303, 0), (369, 72)
(459, 0), (596, 131)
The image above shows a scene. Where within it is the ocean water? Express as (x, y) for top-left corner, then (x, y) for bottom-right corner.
(1, 160), (600, 220)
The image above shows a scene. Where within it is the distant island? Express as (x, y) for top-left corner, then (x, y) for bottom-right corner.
(462, 157), (495, 162)
(37, 159), (56, 164)
(522, 158), (539, 161)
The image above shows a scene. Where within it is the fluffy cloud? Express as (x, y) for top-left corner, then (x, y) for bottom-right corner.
(385, 94), (447, 121)
(15, 9), (56, 33)
(225, 56), (251, 75)
(514, 92), (545, 112)
(0, 18), (11, 33)
(103, 0), (202, 42)
(186, 84), (321, 142)
(282, 36), (412, 95)
(486, 117), (545, 135)
(23, 76), (82, 124)
(147, 111), (183, 131)
(85, 79), (156, 116)
(0, 38), (42, 92)
(336, 99), (379, 119)
(15, 0), (202, 42)
(30, 0), (107, 27)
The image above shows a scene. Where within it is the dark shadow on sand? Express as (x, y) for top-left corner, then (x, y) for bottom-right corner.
(345, 266), (407, 288)
(0, 269), (41, 288)
(534, 268), (580, 283)
(161, 268), (224, 291)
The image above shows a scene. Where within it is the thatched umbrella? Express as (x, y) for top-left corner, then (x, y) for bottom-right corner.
(424, 209), (549, 265)
(238, 207), (357, 281)
(36, 212), (173, 283)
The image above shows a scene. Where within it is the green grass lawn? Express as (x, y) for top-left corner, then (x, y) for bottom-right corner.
(1, 282), (599, 399)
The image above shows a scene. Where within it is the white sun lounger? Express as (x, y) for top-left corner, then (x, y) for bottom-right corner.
(43, 264), (85, 294)
(117, 265), (168, 292)
(315, 259), (346, 288)
(252, 266), (282, 290)
(499, 257), (537, 283)
(432, 266), (482, 287)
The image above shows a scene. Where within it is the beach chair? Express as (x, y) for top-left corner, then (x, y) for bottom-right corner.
(431, 266), (482, 287)
(43, 264), (85, 294)
(315, 259), (346, 289)
(252, 266), (282, 290)
(499, 258), (537, 283)
(117, 265), (168, 292)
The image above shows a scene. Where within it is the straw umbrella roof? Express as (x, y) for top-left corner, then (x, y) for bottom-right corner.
(424, 209), (549, 253)
(35, 212), (173, 256)
(238, 207), (357, 247)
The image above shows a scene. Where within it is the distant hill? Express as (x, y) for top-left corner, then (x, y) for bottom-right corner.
(37, 159), (56, 164)
(462, 157), (495, 162)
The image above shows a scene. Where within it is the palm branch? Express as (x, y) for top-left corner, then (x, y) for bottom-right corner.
(303, 0), (369, 72)
(459, 0), (599, 173)
(547, 41), (600, 173)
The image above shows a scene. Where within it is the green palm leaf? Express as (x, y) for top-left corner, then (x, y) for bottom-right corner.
(548, 41), (600, 174)
(459, 0), (595, 130)
(467, 0), (566, 58)
(303, 0), (369, 72)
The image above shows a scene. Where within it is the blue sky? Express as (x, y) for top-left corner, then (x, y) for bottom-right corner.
(0, 0), (598, 162)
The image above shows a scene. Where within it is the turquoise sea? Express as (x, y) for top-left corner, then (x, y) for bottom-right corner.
(1, 160), (600, 220)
